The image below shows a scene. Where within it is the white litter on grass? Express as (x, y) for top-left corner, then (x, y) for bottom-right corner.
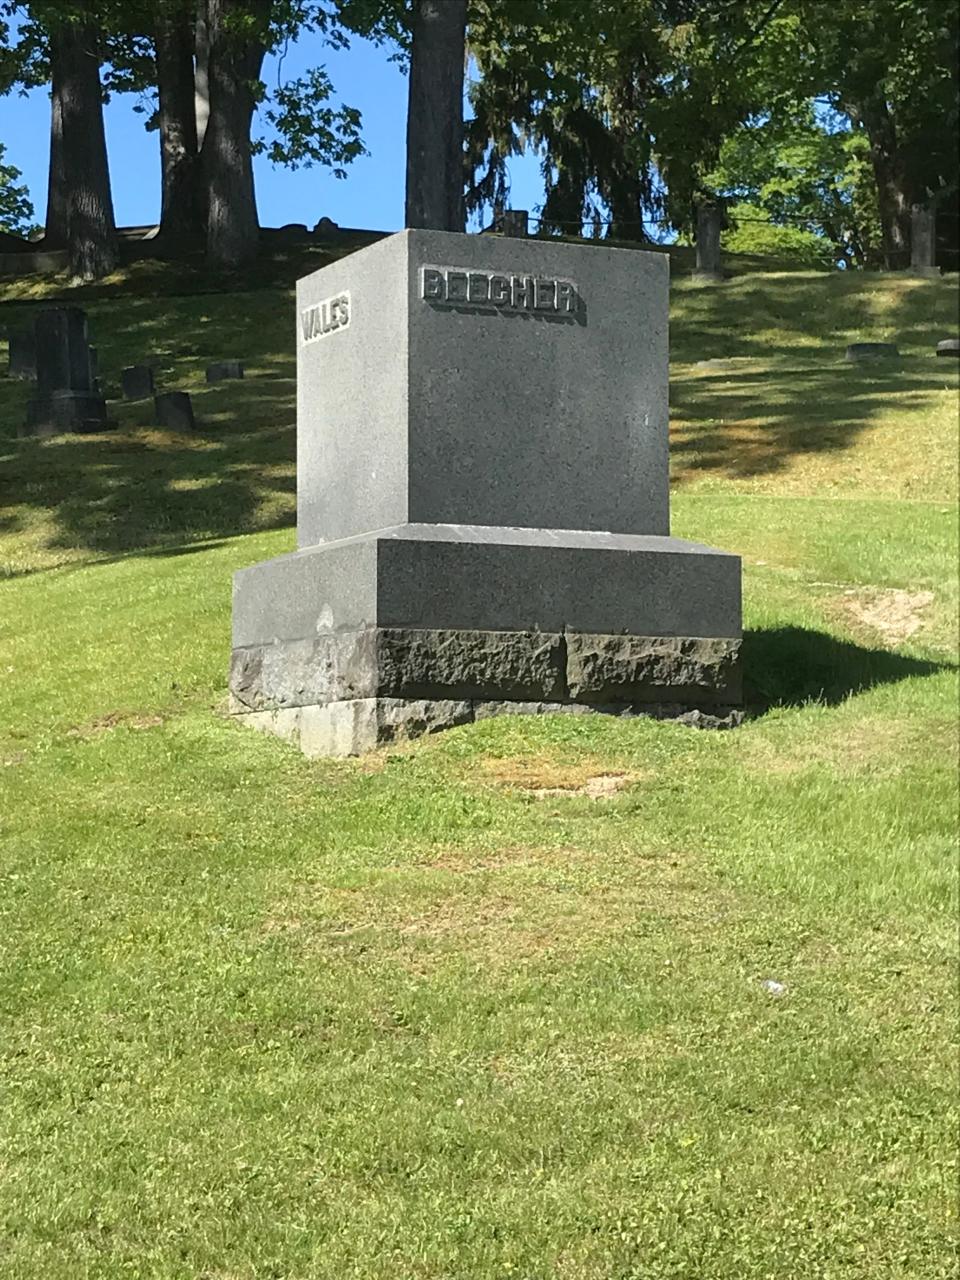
(761, 979), (788, 997)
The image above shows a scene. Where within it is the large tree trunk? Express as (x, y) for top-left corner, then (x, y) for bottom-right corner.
(155, 6), (202, 250)
(200, 0), (267, 269)
(405, 0), (467, 231)
(851, 97), (913, 271)
(54, 14), (118, 281)
(43, 57), (69, 248)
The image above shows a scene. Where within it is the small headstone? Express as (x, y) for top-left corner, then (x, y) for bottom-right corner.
(121, 365), (155, 399)
(276, 223), (309, 243)
(24, 307), (109, 436)
(694, 203), (724, 278)
(936, 338), (959, 357)
(8, 329), (36, 380)
(910, 205), (939, 276)
(206, 360), (244, 383)
(502, 209), (528, 238)
(313, 216), (339, 236)
(154, 391), (195, 431)
(845, 342), (900, 361)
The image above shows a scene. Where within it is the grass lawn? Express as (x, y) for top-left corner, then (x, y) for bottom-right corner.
(0, 251), (957, 1278)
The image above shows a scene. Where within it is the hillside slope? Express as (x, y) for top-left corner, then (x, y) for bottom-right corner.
(0, 260), (957, 1279)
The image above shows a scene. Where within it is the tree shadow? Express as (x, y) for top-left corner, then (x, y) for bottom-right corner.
(669, 269), (958, 486)
(743, 626), (953, 712)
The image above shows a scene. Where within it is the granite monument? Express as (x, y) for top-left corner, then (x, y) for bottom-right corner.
(230, 229), (743, 756)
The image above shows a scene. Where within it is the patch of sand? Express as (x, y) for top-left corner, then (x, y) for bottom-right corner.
(836, 588), (934, 645)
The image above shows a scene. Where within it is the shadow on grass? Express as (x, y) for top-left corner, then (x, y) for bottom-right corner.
(669, 269), (957, 486)
(744, 626), (953, 711)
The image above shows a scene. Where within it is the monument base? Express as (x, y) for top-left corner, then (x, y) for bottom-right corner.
(23, 389), (109, 436)
(232, 694), (743, 758)
(230, 523), (743, 757)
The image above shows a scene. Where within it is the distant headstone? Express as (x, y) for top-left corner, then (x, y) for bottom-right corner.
(694, 202), (724, 278)
(24, 307), (108, 436)
(229, 229), (743, 758)
(845, 342), (900, 361)
(910, 205), (939, 277)
(121, 365), (155, 399)
(154, 391), (195, 431)
(8, 329), (36, 380)
(936, 339), (959, 357)
(313, 216), (340, 236)
(502, 209), (529, 238)
(276, 223), (310, 244)
(206, 360), (244, 383)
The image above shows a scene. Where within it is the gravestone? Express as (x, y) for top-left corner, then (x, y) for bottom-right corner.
(154, 391), (195, 431)
(229, 229), (743, 757)
(24, 307), (108, 436)
(502, 209), (529, 238)
(7, 329), (36, 380)
(846, 342), (899, 362)
(206, 360), (244, 382)
(910, 205), (939, 277)
(936, 339), (959, 357)
(122, 365), (155, 399)
(694, 203), (724, 278)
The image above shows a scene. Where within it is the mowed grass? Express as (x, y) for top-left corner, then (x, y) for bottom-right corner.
(0, 256), (957, 1277)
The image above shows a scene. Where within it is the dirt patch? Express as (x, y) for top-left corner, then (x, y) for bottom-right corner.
(67, 711), (165, 739)
(836, 588), (935, 645)
(479, 756), (640, 798)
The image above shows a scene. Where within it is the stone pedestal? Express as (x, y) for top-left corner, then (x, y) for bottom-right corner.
(24, 308), (108, 436)
(230, 230), (743, 756)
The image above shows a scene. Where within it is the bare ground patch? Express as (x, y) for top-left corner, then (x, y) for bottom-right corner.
(833, 587), (935, 646)
(477, 756), (643, 799)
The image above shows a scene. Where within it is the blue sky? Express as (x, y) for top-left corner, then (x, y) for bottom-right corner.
(1, 27), (544, 233)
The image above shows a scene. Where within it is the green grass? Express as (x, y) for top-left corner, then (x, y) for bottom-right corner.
(0, 257), (957, 1277)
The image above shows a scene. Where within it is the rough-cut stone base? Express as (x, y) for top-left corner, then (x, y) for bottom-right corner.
(230, 628), (742, 714)
(229, 626), (742, 755)
(233, 695), (742, 757)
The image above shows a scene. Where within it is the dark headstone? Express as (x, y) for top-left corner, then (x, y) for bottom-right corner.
(121, 365), (155, 399)
(276, 223), (309, 243)
(502, 209), (529, 238)
(910, 205), (939, 276)
(24, 308), (109, 436)
(845, 342), (900, 361)
(694, 203), (724, 278)
(8, 329), (36, 380)
(936, 339), (959, 357)
(154, 391), (195, 431)
(206, 360), (244, 383)
(313, 216), (340, 236)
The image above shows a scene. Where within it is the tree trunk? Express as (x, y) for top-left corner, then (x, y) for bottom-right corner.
(43, 56), (69, 248)
(155, 7), (202, 250)
(852, 98), (913, 270)
(54, 14), (118, 280)
(200, 0), (267, 269)
(405, 0), (467, 231)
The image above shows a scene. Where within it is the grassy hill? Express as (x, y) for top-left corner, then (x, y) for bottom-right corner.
(0, 250), (957, 1278)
